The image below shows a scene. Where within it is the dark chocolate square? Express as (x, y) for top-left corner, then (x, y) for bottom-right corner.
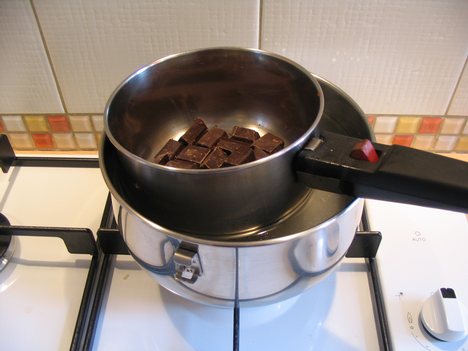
(179, 118), (207, 144)
(201, 147), (228, 169)
(176, 145), (211, 164)
(252, 133), (284, 154)
(217, 138), (251, 155)
(197, 127), (227, 148)
(224, 148), (254, 166)
(253, 147), (269, 160)
(153, 139), (184, 164)
(230, 126), (260, 144)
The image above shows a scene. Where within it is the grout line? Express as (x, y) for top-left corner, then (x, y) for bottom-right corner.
(257, 0), (263, 50)
(29, 0), (69, 114)
(444, 55), (468, 116)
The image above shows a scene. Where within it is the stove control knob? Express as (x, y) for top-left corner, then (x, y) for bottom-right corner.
(420, 288), (468, 342)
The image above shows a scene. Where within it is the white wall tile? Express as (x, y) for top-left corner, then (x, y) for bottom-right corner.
(33, 0), (260, 113)
(0, 0), (63, 113)
(448, 58), (468, 116)
(373, 116), (398, 133)
(261, 0), (468, 115)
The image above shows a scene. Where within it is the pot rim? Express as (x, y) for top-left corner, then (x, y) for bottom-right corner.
(103, 47), (325, 175)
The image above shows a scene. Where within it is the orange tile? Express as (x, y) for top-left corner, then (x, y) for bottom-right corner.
(0, 120), (4, 133)
(418, 117), (442, 134)
(392, 135), (413, 147)
(31, 133), (54, 149)
(367, 115), (375, 127)
(47, 115), (70, 132)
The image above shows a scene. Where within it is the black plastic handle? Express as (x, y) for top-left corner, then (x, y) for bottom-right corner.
(295, 131), (468, 213)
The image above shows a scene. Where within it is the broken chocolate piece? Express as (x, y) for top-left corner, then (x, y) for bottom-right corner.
(217, 138), (251, 155)
(153, 139), (184, 164)
(230, 126), (260, 144)
(224, 148), (254, 167)
(166, 159), (199, 169)
(201, 147), (228, 169)
(252, 133), (284, 154)
(176, 145), (211, 164)
(253, 147), (269, 160)
(197, 127), (227, 148)
(179, 118), (207, 144)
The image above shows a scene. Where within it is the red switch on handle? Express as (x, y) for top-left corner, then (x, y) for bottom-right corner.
(350, 139), (379, 163)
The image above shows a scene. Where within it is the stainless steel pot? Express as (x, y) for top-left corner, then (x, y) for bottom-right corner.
(104, 48), (468, 236)
(100, 76), (368, 307)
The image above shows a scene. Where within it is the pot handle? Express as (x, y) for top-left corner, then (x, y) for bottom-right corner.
(294, 131), (468, 213)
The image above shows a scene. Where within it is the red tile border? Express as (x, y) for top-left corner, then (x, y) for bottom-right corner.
(31, 133), (54, 148)
(47, 115), (70, 132)
(418, 117), (442, 134)
(392, 134), (414, 147)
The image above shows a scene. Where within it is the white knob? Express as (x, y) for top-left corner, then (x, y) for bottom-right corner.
(421, 288), (468, 342)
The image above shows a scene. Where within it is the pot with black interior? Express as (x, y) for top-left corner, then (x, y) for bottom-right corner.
(100, 75), (367, 306)
(103, 48), (468, 237)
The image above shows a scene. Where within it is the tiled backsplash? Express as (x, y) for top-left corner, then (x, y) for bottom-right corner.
(1, 0), (468, 153)
(369, 115), (468, 152)
(2, 113), (467, 152)
(1, 114), (102, 151)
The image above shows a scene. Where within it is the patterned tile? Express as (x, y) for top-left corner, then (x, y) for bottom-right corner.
(69, 115), (93, 132)
(47, 115), (70, 132)
(395, 116), (421, 134)
(418, 117), (442, 134)
(455, 136), (468, 151)
(440, 117), (465, 134)
(392, 135), (414, 147)
(375, 134), (393, 145)
(2, 116), (26, 132)
(53, 133), (76, 149)
(373, 116), (398, 133)
(434, 135), (458, 151)
(31, 133), (54, 149)
(75, 133), (97, 149)
(91, 115), (104, 132)
(412, 135), (435, 150)
(8, 133), (34, 149)
(24, 115), (48, 132)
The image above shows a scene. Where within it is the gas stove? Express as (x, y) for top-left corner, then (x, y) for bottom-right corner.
(0, 137), (467, 351)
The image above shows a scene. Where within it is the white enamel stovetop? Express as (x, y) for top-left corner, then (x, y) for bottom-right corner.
(0, 160), (467, 351)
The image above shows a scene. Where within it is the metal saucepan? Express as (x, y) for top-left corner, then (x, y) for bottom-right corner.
(104, 47), (468, 236)
(100, 75), (367, 306)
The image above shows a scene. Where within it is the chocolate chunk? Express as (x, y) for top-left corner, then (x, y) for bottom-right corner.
(166, 159), (199, 169)
(155, 118), (285, 169)
(253, 147), (269, 160)
(201, 147), (228, 169)
(197, 127), (227, 148)
(179, 118), (207, 144)
(252, 133), (284, 154)
(230, 126), (260, 144)
(217, 138), (251, 155)
(224, 148), (254, 167)
(176, 145), (211, 164)
(153, 139), (184, 164)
